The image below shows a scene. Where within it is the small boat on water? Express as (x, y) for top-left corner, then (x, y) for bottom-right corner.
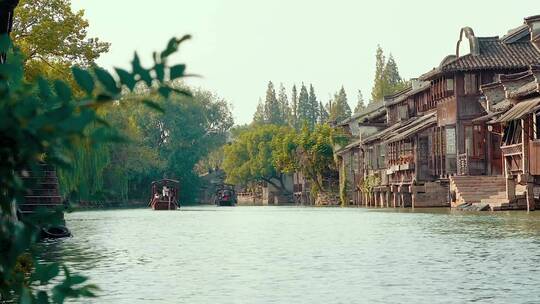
(214, 184), (237, 206)
(148, 179), (180, 210)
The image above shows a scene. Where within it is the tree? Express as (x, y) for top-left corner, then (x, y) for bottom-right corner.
(329, 86), (351, 123)
(222, 125), (292, 193)
(297, 83), (311, 128)
(263, 81), (283, 125)
(308, 84), (319, 126)
(12, 0), (110, 79)
(290, 84), (298, 129)
(370, 47), (408, 102)
(253, 98), (265, 124)
(370, 45), (386, 102)
(277, 83), (289, 125)
(272, 124), (347, 194)
(0, 33), (191, 302)
(319, 101), (329, 124)
(383, 54), (409, 95)
(354, 89), (366, 113)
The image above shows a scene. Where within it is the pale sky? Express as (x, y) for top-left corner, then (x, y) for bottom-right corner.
(72, 0), (538, 125)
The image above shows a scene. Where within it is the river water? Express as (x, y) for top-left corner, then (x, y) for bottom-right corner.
(38, 206), (540, 304)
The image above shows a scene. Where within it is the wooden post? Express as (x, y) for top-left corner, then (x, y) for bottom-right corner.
(522, 115), (532, 211)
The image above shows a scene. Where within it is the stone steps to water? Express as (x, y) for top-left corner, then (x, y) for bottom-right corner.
(18, 164), (64, 214)
(450, 175), (507, 207)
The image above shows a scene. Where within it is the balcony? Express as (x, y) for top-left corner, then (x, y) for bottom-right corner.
(501, 143), (523, 156)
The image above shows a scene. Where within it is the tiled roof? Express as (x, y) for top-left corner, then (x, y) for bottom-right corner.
(338, 101), (386, 126)
(386, 81), (430, 106)
(421, 37), (540, 80)
(445, 38), (540, 71)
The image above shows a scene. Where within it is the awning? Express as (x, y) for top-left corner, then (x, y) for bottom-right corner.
(384, 112), (437, 143)
(494, 97), (540, 123)
(472, 111), (501, 123)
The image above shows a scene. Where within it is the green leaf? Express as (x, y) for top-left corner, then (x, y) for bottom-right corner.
(169, 64), (186, 80)
(37, 77), (51, 99)
(0, 34), (11, 53)
(171, 87), (192, 97)
(132, 52), (143, 75)
(160, 38), (178, 60)
(34, 263), (60, 284)
(36, 291), (50, 304)
(94, 68), (120, 95)
(20, 287), (34, 304)
(114, 68), (135, 90)
(67, 275), (88, 285)
(54, 81), (72, 102)
(158, 86), (172, 98)
(71, 66), (95, 95)
(142, 99), (165, 113)
(155, 64), (165, 82)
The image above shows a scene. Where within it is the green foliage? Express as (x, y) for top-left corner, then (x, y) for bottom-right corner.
(328, 86), (351, 123)
(0, 34), (190, 303)
(290, 85), (298, 129)
(222, 124), (290, 191)
(12, 0), (110, 80)
(264, 81), (283, 125)
(360, 174), (381, 193)
(354, 89), (366, 113)
(370, 46), (408, 102)
(297, 83), (311, 128)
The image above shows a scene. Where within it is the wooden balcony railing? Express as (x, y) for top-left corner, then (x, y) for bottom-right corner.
(457, 153), (468, 176)
(501, 143), (522, 156)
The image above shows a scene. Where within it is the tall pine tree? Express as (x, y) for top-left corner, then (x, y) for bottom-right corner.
(308, 84), (319, 127)
(383, 54), (407, 94)
(370, 45), (386, 103)
(297, 83), (311, 128)
(264, 81), (283, 125)
(370, 47), (407, 103)
(319, 101), (329, 124)
(329, 86), (351, 123)
(291, 84), (298, 129)
(277, 83), (289, 126)
(354, 89), (366, 113)
(253, 98), (265, 124)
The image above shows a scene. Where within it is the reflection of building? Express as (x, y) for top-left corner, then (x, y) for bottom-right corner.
(335, 15), (540, 210)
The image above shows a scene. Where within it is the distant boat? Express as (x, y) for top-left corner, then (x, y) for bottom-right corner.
(214, 184), (237, 206)
(148, 179), (180, 210)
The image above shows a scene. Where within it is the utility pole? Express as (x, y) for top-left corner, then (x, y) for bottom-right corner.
(0, 0), (19, 63)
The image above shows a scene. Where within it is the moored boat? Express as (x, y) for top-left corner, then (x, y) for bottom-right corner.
(214, 184), (237, 206)
(148, 179), (180, 210)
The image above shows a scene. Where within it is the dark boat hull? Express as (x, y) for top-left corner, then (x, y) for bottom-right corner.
(216, 200), (236, 207)
(151, 199), (179, 210)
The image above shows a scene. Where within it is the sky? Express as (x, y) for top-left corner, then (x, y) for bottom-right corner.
(72, 0), (538, 125)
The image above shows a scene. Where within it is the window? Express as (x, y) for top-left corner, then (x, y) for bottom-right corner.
(502, 120), (522, 145)
(463, 125), (485, 158)
(446, 78), (454, 91)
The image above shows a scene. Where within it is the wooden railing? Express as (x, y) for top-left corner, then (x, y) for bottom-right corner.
(457, 153), (468, 176)
(501, 143), (522, 156)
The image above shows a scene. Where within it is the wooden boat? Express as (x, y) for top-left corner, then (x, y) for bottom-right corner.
(214, 184), (237, 206)
(148, 179), (180, 210)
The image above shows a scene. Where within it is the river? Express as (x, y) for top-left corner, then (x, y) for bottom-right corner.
(37, 206), (540, 304)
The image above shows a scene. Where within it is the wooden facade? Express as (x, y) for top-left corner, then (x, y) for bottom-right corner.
(335, 15), (540, 210)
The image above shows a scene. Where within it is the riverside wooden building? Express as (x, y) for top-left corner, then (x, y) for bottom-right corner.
(336, 15), (540, 210)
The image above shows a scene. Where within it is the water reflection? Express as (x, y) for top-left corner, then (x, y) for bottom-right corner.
(36, 207), (540, 304)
